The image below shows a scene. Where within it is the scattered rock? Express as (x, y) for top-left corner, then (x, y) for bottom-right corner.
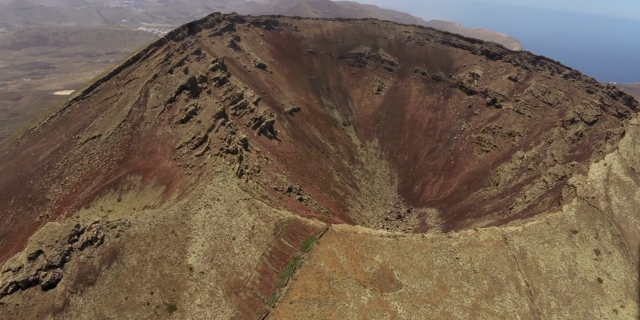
(40, 270), (63, 291)
(372, 78), (386, 95)
(485, 96), (502, 108)
(431, 72), (447, 82)
(227, 38), (242, 52)
(412, 68), (429, 78)
(250, 110), (278, 140)
(254, 60), (268, 71)
(177, 103), (200, 124)
(26, 250), (44, 262)
(275, 184), (329, 216)
(284, 106), (301, 115)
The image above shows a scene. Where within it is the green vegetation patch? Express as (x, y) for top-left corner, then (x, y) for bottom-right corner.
(267, 292), (279, 307)
(276, 254), (302, 288)
(300, 235), (317, 252)
(165, 302), (178, 314)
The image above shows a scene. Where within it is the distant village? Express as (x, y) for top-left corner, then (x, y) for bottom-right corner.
(136, 27), (171, 36)
(76, 0), (175, 37)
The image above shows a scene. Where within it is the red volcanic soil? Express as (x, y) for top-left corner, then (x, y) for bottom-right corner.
(0, 13), (637, 263)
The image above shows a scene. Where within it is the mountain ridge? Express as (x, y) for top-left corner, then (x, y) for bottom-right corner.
(0, 0), (523, 50)
(0, 0), (522, 143)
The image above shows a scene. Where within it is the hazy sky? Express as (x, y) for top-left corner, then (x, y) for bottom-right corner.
(354, 0), (640, 20)
(467, 0), (640, 20)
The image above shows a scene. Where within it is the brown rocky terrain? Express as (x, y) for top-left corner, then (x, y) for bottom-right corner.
(0, 13), (638, 319)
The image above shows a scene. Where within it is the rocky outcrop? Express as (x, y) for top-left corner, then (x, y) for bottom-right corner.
(340, 46), (400, 72)
(0, 220), (125, 299)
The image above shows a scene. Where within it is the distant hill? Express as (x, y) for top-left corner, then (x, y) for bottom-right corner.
(620, 83), (640, 101)
(283, 0), (522, 50)
(0, 0), (522, 50)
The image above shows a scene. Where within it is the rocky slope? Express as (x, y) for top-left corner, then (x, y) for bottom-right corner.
(0, 13), (638, 319)
(0, 0), (522, 143)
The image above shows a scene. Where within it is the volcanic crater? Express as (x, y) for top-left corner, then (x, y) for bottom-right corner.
(0, 13), (637, 242)
(0, 13), (639, 319)
(106, 13), (636, 235)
